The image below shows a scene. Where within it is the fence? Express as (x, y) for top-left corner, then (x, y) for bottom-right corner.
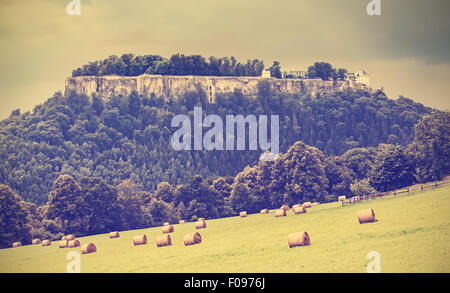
(341, 178), (450, 207)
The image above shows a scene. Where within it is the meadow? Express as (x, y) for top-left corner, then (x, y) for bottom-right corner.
(1, 184), (449, 273)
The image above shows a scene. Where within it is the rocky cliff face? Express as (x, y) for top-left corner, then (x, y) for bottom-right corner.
(65, 74), (372, 102)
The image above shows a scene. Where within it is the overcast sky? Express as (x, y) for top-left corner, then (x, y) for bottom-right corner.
(0, 0), (449, 119)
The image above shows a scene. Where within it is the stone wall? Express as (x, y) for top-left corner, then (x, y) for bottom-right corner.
(65, 74), (372, 102)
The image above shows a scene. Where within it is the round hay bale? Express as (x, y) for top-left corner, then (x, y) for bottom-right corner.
(292, 204), (301, 209)
(133, 234), (147, 246)
(81, 243), (96, 254)
(293, 206), (306, 214)
(12, 242), (22, 248)
(156, 234), (172, 247)
(281, 205), (290, 211)
(66, 234), (75, 241)
(260, 209), (269, 214)
(109, 231), (120, 239)
(198, 218), (205, 221)
(338, 195), (346, 202)
(274, 209), (286, 218)
(62, 236), (67, 241)
(288, 232), (310, 248)
(240, 211), (247, 217)
(42, 240), (51, 246)
(195, 220), (207, 229)
(162, 225), (174, 233)
(357, 209), (376, 224)
(32, 239), (41, 245)
(179, 220), (186, 224)
(302, 202), (312, 208)
(311, 202), (320, 207)
(68, 239), (81, 248)
(163, 222), (170, 226)
(59, 240), (68, 248)
(183, 232), (202, 246)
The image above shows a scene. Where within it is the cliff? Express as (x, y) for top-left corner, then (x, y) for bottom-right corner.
(64, 74), (372, 103)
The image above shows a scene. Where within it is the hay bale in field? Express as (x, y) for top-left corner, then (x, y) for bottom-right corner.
(163, 222), (169, 226)
(163, 225), (174, 233)
(62, 236), (67, 241)
(66, 234), (75, 241)
(156, 235), (172, 247)
(179, 220), (186, 224)
(260, 209), (269, 214)
(274, 209), (286, 218)
(42, 240), (51, 246)
(292, 204), (301, 209)
(12, 242), (22, 247)
(288, 232), (310, 248)
(281, 205), (290, 211)
(311, 202), (320, 207)
(198, 218), (205, 221)
(302, 202), (312, 208)
(32, 239), (41, 245)
(240, 211), (247, 217)
(81, 243), (96, 254)
(357, 209), (376, 224)
(68, 239), (80, 248)
(109, 231), (120, 239)
(195, 220), (207, 229)
(338, 196), (346, 202)
(59, 240), (68, 248)
(133, 234), (148, 246)
(183, 232), (202, 246)
(293, 205), (306, 214)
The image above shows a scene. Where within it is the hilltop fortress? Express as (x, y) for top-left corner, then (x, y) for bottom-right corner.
(65, 73), (372, 103)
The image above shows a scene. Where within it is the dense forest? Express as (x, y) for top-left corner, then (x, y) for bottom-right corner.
(1, 77), (449, 248)
(0, 108), (448, 248)
(0, 82), (432, 205)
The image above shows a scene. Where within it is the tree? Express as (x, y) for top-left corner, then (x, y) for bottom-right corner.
(154, 182), (178, 203)
(410, 111), (450, 182)
(307, 62), (336, 80)
(337, 68), (348, 80)
(269, 61), (282, 78)
(341, 147), (380, 179)
(117, 179), (147, 230)
(80, 178), (122, 234)
(369, 145), (416, 192)
(325, 156), (356, 198)
(0, 185), (31, 248)
(230, 183), (255, 214)
(45, 175), (88, 236)
(350, 179), (376, 196)
(275, 141), (329, 204)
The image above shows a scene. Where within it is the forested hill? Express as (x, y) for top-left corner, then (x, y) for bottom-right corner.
(0, 85), (432, 204)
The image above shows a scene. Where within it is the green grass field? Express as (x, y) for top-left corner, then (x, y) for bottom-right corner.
(1, 185), (449, 273)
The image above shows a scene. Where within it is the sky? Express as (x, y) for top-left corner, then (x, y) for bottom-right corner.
(0, 0), (449, 119)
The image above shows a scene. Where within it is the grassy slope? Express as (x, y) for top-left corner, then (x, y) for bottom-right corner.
(0, 185), (449, 273)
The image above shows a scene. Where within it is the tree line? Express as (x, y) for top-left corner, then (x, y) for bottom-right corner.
(72, 53), (265, 77)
